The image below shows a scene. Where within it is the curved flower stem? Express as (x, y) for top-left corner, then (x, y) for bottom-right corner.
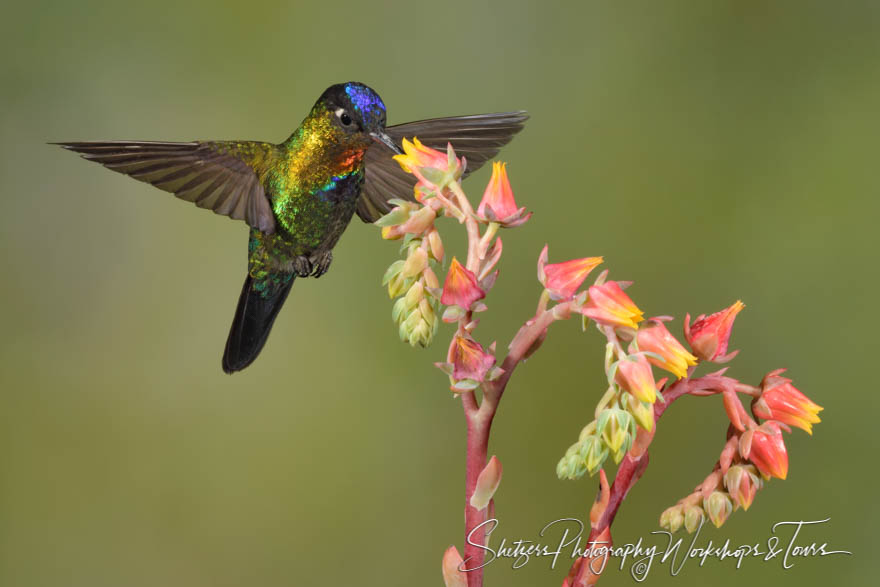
(482, 301), (575, 416)
(566, 368), (753, 586)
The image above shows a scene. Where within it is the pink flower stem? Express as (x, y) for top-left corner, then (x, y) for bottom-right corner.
(459, 302), (576, 586)
(452, 179), (500, 585)
(483, 303), (572, 414)
(462, 402), (491, 586)
(448, 182), (482, 270)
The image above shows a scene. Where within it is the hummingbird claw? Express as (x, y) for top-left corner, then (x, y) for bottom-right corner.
(310, 251), (333, 278)
(293, 256), (313, 278)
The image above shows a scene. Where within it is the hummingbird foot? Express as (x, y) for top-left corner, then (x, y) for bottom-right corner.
(293, 256), (313, 278)
(310, 251), (333, 278)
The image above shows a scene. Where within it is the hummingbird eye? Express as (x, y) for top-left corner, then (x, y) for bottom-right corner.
(333, 107), (354, 127)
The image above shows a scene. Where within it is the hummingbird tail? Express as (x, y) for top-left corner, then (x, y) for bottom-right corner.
(222, 273), (295, 374)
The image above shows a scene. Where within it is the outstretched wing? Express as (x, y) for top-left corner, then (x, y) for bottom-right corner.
(358, 111), (529, 223)
(56, 140), (277, 233)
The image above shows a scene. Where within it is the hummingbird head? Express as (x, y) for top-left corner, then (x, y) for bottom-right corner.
(315, 82), (401, 154)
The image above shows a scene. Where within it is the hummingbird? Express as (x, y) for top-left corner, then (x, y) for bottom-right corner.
(57, 82), (528, 373)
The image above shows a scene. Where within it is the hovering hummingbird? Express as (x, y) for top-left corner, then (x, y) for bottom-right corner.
(57, 82), (528, 373)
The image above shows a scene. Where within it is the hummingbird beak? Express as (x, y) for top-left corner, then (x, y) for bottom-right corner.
(370, 131), (402, 155)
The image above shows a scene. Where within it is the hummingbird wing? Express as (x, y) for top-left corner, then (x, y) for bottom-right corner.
(357, 111), (529, 222)
(56, 140), (277, 233)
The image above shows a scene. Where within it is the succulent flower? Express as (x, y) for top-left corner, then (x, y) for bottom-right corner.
(660, 504), (685, 533)
(623, 392), (655, 432)
(704, 491), (734, 528)
(450, 335), (496, 382)
(581, 434), (609, 476)
(683, 503), (705, 533)
(753, 369), (822, 434)
(742, 422), (789, 480)
(393, 137), (462, 192)
(636, 319), (698, 379)
(441, 257), (486, 310)
(398, 206), (437, 235)
(724, 464), (762, 511)
(537, 245), (603, 301)
(684, 300), (744, 362)
(477, 162), (531, 227)
(579, 281), (644, 330)
(614, 353), (657, 404)
(392, 280), (439, 347)
(597, 407), (635, 463)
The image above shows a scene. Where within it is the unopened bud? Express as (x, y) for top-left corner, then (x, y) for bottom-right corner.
(660, 504), (685, 533)
(704, 491), (734, 528)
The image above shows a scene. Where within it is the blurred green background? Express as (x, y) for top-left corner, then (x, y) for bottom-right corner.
(1, 1), (876, 585)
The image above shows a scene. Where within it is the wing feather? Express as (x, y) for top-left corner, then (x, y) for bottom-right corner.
(56, 140), (277, 233)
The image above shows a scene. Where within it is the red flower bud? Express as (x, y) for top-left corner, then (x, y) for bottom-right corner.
(440, 257), (485, 310)
(744, 422), (789, 480)
(477, 162), (531, 227)
(684, 301), (744, 362)
(450, 335), (496, 382)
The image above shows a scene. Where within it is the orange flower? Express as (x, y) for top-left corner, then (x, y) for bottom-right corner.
(743, 423), (789, 480)
(537, 245), (603, 301)
(477, 162), (531, 227)
(637, 320), (698, 379)
(393, 137), (449, 173)
(752, 369), (822, 434)
(393, 137), (461, 190)
(615, 353), (657, 404)
(579, 281), (644, 329)
(440, 257), (485, 310)
(684, 301), (744, 362)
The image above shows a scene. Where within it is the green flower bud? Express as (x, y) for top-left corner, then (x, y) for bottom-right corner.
(659, 504), (685, 533)
(684, 504), (705, 534)
(600, 407), (633, 458)
(704, 491), (734, 528)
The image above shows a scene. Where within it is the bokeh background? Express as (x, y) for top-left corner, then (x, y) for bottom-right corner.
(1, 1), (877, 585)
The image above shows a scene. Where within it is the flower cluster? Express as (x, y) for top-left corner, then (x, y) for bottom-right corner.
(559, 293), (823, 522)
(378, 139), (530, 391)
(558, 273), (701, 479)
(655, 322), (822, 532)
(375, 136), (824, 586)
(378, 200), (442, 347)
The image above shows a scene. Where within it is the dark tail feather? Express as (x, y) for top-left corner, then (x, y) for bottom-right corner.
(222, 273), (295, 373)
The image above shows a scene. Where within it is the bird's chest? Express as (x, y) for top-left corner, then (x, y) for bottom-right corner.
(269, 167), (364, 254)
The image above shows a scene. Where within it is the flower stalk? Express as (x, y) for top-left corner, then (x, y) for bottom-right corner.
(376, 139), (822, 586)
